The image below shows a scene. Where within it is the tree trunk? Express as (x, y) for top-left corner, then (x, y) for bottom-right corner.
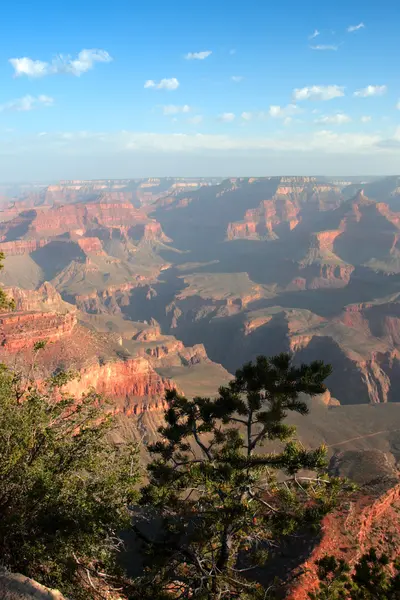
(210, 525), (234, 598)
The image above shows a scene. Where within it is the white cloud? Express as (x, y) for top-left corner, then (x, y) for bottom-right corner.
(0, 94), (54, 112)
(37, 95), (54, 106)
(361, 115), (372, 123)
(310, 44), (338, 51)
(347, 22), (365, 32)
(293, 85), (345, 101)
(144, 78), (180, 90)
(9, 49), (112, 78)
(315, 113), (351, 124)
(231, 75), (243, 83)
(354, 85), (387, 97)
(283, 117), (292, 126)
(23, 128), (386, 155)
(162, 105), (191, 115)
(185, 51), (212, 60)
(188, 115), (203, 124)
(241, 112), (252, 121)
(6, 128), (400, 180)
(9, 57), (48, 78)
(66, 49), (112, 76)
(397, 100), (400, 110)
(309, 29), (320, 39)
(269, 104), (299, 118)
(219, 112), (235, 122)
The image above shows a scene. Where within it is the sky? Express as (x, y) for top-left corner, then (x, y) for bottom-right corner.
(1, 0), (400, 181)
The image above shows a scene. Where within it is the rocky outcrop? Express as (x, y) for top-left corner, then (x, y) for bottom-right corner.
(75, 236), (105, 255)
(309, 230), (343, 251)
(0, 202), (168, 246)
(75, 282), (147, 314)
(0, 571), (66, 600)
(227, 197), (300, 240)
(0, 240), (49, 255)
(129, 221), (171, 242)
(291, 263), (354, 290)
(0, 311), (77, 352)
(287, 230), (354, 289)
(0, 283), (77, 351)
(62, 356), (175, 415)
(29, 203), (148, 236)
(288, 451), (400, 600)
(5, 282), (72, 313)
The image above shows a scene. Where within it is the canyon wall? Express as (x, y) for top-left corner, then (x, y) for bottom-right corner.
(288, 452), (400, 599)
(62, 356), (175, 415)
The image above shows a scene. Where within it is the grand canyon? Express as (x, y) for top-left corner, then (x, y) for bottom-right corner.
(2, 175), (400, 595)
(3, 176), (400, 436)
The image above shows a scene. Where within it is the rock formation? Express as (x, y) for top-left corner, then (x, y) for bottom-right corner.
(287, 450), (400, 599)
(0, 571), (66, 600)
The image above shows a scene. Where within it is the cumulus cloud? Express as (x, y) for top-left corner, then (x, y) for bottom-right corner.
(9, 49), (112, 78)
(347, 22), (365, 32)
(315, 113), (351, 124)
(293, 85), (344, 101)
(185, 51), (212, 60)
(310, 44), (338, 51)
(354, 85), (387, 97)
(309, 29), (320, 39)
(145, 78), (180, 90)
(0, 94), (54, 112)
(269, 104), (299, 118)
(219, 113), (235, 122)
(361, 115), (372, 122)
(231, 75), (243, 83)
(188, 115), (203, 124)
(162, 105), (191, 115)
(241, 112), (252, 121)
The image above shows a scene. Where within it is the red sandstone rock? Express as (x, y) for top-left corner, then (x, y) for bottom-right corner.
(5, 282), (70, 313)
(75, 237), (105, 254)
(62, 356), (175, 415)
(0, 311), (77, 351)
(0, 239), (49, 255)
(288, 477), (400, 599)
(0, 202), (168, 245)
(311, 230), (343, 251)
(226, 197), (300, 240)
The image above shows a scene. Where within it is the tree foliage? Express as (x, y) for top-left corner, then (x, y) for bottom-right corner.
(310, 548), (400, 599)
(133, 354), (352, 599)
(0, 252), (15, 310)
(0, 361), (139, 599)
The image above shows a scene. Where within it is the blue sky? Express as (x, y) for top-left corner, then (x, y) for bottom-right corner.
(0, 0), (400, 180)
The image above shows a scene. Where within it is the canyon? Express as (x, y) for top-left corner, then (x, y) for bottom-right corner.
(3, 176), (400, 409)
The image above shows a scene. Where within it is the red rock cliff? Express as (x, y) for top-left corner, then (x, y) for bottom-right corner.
(62, 356), (175, 415)
(0, 239), (49, 255)
(288, 480), (400, 600)
(0, 311), (77, 351)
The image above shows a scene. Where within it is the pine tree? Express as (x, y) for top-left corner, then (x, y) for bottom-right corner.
(310, 548), (400, 599)
(133, 354), (351, 599)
